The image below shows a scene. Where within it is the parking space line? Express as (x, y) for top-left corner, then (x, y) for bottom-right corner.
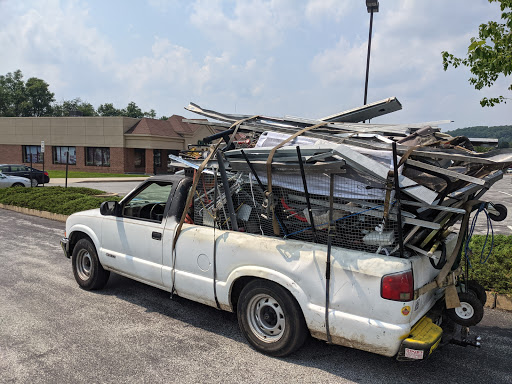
(498, 191), (512, 197)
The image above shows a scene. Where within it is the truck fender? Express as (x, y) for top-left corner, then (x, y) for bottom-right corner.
(223, 266), (311, 317)
(68, 224), (101, 255)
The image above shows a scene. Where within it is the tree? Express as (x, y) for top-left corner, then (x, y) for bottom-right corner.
(24, 77), (55, 116)
(0, 70), (27, 116)
(97, 103), (123, 116)
(442, 0), (512, 106)
(124, 101), (144, 118)
(144, 109), (156, 119)
(0, 70), (55, 116)
(53, 98), (97, 116)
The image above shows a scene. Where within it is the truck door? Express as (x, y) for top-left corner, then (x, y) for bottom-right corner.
(100, 180), (174, 286)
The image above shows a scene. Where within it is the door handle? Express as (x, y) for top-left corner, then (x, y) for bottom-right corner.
(152, 231), (162, 240)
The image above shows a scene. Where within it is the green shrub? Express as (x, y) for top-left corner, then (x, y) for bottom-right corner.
(0, 186), (120, 215)
(464, 234), (512, 294)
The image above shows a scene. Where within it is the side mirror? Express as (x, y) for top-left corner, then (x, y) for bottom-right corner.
(100, 201), (119, 216)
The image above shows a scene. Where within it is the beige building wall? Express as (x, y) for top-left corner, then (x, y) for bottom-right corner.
(0, 117), (140, 148)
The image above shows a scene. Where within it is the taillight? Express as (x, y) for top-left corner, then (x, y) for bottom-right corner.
(44, 171), (49, 176)
(381, 271), (414, 301)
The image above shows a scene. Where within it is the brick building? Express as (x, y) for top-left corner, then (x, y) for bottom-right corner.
(0, 115), (215, 174)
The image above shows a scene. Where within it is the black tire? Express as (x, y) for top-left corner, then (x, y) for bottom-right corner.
(11, 183), (25, 187)
(71, 238), (110, 290)
(447, 292), (484, 327)
(467, 280), (487, 305)
(488, 203), (507, 222)
(237, 280), (308, 357)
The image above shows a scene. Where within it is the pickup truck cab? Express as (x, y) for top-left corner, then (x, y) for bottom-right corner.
(61, 175), (451, 359)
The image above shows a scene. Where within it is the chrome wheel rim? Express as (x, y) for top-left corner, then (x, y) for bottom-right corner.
(76, 249), (92, 281)
(455, 301), (474, 319)
(246, 294), (285, 343)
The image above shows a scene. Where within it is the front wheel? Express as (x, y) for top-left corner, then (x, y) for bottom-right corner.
(237, 280), (308, 357)
(11, 183), (25, 187)
(72, 238), (110, 290)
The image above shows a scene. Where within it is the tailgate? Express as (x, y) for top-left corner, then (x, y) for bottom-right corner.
(409, 254), (443, 324)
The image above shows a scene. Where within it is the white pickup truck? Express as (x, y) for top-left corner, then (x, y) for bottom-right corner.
(61, 175), (475, 360)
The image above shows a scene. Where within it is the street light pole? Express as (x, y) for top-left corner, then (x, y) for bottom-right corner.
(364, 1), (379, 109)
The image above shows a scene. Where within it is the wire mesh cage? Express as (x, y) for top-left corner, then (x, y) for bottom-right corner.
(192, 163), (401, 255)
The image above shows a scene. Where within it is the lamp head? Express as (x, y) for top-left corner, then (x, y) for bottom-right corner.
(366, 0), (379, 13)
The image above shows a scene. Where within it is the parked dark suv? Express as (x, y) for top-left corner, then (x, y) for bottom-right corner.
(0, 164), (50, 186)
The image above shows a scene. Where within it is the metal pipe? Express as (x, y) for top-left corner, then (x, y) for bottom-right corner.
(212, 167), (220, 309)
(65, 151), (69, 188)
(216, 152), (239, 231)
(202, 128), (235, 144)
(42, 151), (45, 187)
(296, 146), (318, 242)
(392, 142), (405, 257)
(324, 174), (334, 344)
(29, 155), (33, 188)
(241, 150), (265, 190)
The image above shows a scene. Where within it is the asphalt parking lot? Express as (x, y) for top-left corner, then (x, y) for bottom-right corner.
(0, 209), (511, 384)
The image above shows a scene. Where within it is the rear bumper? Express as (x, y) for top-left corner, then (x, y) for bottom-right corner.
(396, 316), (443, 361)
(61, 237), (70, 258)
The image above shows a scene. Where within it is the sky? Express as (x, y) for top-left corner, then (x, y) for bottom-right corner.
(0, 0), (510, 130)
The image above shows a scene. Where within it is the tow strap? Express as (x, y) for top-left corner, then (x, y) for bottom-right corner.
(170, 115), (260, 297)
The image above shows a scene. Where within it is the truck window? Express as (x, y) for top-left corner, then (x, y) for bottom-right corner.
(122, 182), (174, 222)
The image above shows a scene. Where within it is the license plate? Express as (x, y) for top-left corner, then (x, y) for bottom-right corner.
(404, 348), (424, 360)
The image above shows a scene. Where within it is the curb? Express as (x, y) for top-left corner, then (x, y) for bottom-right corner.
(484, 291), (512, 312)
(0, 204), (68, 223)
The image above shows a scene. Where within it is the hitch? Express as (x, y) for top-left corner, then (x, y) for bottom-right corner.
(449, 326), (482, 348)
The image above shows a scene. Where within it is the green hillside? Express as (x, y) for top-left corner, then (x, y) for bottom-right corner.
(446, 125), (512, 146)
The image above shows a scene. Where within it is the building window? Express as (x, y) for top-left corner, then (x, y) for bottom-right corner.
(22, 145), (43, 163)
(134, 148), (145, 168)
(85, 147), (110, 167)
(53, 146), (76, 165)
(154, 150), (161, 167)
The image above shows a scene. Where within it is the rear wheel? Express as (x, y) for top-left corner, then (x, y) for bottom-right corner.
(237, 280), (308, 357)
(72, 238), (110, 290)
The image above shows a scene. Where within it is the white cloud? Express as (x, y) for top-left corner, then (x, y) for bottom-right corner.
(305, 0), (353, 23)
(190, 0), (300, 50)
(146, 0), (180, 13)
(0, 0), (115, 90)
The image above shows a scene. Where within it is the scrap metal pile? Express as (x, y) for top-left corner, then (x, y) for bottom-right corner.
(174, 97), (512, 260)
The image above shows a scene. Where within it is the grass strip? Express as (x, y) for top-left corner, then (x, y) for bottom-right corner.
(0, 186), (121, 216)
